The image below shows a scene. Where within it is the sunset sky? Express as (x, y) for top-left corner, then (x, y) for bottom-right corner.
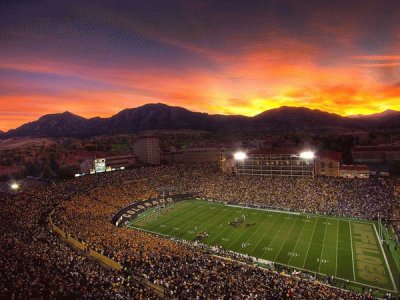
(1, 0), (400, 131)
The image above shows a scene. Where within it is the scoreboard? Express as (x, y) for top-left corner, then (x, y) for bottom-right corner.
(94, 158), (106, 173)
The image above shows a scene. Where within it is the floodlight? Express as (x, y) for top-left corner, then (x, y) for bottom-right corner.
(10, 182), (20, 190)
(300, 151), (315, 160)
(234, 151), (247, 160)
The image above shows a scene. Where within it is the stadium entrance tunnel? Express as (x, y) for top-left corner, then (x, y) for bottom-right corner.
(111, 193), (195, 227)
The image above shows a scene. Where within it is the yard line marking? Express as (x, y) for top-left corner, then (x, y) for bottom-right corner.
(302, 218), (318, 269)
(373, 223), (397, 292)
(144, 203), (197, 230)
(348, 220), (356, 282)
(273, 218), (299, 262)
(335, 220), (339, 277)
(288, 217), (307, 265)
(190, 207), (235, 233)
(206, 212), (242, 245)
(130, 201), (399, 294)
(169, 201), (227, 234)
(225, 212), (265, 251)
(249, 214), (281, 256)
(261, 218), (289, 258)
(253, 256), (398, 294)
(318, 218), (328, 273)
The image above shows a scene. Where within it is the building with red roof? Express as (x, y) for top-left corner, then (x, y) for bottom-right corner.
(314, 151), (342, 177)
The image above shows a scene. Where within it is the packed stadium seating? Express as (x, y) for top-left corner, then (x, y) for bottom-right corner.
(1, 165), (399, 299)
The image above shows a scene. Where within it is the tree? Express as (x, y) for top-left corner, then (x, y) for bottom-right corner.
(24, 161), (41, 177)
(58, 166), (75, 179)
(389, 162), (400, 176)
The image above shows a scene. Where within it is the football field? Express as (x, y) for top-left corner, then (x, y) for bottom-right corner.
(127, 199), (398, 294)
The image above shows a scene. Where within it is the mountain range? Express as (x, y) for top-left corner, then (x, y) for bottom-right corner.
(2, 103), (400, 137)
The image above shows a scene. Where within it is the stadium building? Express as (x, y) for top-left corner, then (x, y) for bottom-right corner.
(235, 148), (315, 177)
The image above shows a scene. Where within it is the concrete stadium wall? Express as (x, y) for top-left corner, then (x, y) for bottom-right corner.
(48, 212), (169, 298)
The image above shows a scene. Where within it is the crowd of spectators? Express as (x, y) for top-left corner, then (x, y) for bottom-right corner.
(2, 164), (399, 299)
(136, 164), (399, 220)
(0, 178), (157, 299)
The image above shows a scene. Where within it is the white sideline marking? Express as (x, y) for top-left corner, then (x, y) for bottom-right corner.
(373, 223), (397, 292)
(348, 220), (356, 281)
(226, 204), (300, 215)
(127, 220), (398, 293)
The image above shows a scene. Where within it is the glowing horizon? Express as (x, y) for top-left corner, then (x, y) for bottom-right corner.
(1, 0), (399, 131)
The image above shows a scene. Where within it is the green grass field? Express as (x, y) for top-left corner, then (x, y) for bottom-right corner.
(127, 199), (398, 294)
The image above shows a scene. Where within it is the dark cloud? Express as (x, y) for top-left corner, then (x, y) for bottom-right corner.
(0, 0), (399, 130)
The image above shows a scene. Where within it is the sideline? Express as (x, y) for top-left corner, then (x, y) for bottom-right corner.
(373, 223), (397, 292)
(129, 222), (398, 294)
(226, 204), (301, 215)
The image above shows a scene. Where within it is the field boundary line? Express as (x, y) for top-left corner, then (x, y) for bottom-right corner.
(270, 260), (398, 293)
(302, 218), (318, 269)
(348, 220), (356, 281)
(127, 225), (171, 238)
(226, 204), (301, 215)
(373, 223), (397, 292)
(128, 217), (398, 294)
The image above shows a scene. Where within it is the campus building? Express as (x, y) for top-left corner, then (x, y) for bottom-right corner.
(162, 145), (233, 166)
(339, 165), (370, 179)
(134, 135), (160, 165)
(314, 151), (342, 177)
(352, 146), (400, 164)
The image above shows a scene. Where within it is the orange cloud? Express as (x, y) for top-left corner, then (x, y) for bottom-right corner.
(1, 45), (400, 131)
(352, 55), (400, 60)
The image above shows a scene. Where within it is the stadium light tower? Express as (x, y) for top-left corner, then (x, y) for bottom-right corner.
(233, 151), (247, 160)
(299, 151), (315, 160)
(10, 182), (20, 191)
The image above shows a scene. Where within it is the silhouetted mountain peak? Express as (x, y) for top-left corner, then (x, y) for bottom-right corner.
(41, 111), (84, 119)
(349, 109), (400, 120)
(3, 103), (398, 137)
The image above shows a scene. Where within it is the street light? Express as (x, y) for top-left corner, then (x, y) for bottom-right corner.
(299, 151), (315, 160)
(10, 182), (20, 191)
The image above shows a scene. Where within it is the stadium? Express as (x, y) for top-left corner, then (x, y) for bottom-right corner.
(2, 164), (399, 299)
